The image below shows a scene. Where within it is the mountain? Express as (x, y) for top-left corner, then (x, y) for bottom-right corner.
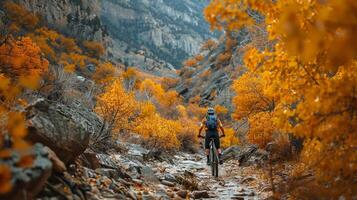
(13, 0), (216, 75)
(101, 0), (217, 71)
(14, 0), (109, 43)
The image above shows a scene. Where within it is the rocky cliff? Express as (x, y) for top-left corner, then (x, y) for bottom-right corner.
(101, 0), (216, 70)
(13, 0), (216, 75)
(15, 0), (109, 42)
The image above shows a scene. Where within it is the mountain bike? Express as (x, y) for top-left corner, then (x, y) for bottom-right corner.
(209, 138), (219, 177)
(199, 135), (224, 177)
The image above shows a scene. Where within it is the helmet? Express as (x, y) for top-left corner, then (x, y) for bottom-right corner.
(207, 107), (215, 115)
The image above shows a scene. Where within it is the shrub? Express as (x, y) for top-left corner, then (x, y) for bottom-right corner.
(82, 40), (105, 58)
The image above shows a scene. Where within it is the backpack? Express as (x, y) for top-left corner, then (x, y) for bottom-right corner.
(206, 115), (217, 130)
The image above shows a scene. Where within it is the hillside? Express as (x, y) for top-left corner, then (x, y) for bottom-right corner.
(101, 0), (216, 70)
(0, 0), (356, 200)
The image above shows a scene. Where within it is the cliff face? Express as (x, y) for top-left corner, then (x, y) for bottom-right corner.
(101, 0), (216, 69)
(15, 0), (108, 42)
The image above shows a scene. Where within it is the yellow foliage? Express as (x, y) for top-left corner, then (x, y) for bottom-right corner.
(247, 112), (274, 149)
(194, 54), (205, 62)
(207, 0), (357, 197)
(122, 67), (140, 91)
(3, 1), (39, 31)
(134, 110), (180, 150)
(82, 40), (105, 58)
(200, 39), (218, 51)
(161, 77), (179, 90)
(214, 105), (228, 115)
(221, 128), (240, 148)
(92, 62), (116, 85)
(232, 72), (274, 120)
(183, 58), (198, 67)
(95, 79), (137, 132)
(199, 69), (211, 81)
(0, 37), (49, 100)
(216, 51), (232, 64)
(0, 36), (47, 194)
(139, 79), (165, 100)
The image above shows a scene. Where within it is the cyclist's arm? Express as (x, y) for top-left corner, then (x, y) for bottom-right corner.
(218, 119), (225, 136)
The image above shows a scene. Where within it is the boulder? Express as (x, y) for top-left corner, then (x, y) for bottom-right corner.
(221, 145), (268, 166)
(176, 190), (188, 198)
(25, 99), (103, 164)
(0, 143), (52, 200)
(44, 146), (66, 173)
(192, 191), (210, 199)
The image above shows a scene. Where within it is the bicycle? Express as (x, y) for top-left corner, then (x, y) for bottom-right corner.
(199, 135), (224, 177)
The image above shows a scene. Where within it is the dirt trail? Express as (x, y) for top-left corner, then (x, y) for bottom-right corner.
(149, 152), (270, 199)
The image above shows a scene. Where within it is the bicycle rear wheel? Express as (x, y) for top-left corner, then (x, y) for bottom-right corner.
(210, 143), (219, 177)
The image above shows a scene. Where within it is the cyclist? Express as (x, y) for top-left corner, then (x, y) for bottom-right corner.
(198, 107), (225, 165)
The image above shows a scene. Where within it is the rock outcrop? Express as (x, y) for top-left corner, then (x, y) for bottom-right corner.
(25, 99), (103, 164)
(0, 143), (52, 200)
(221, 145), (268, 166)
(101, 0), (217, 69)
(15, 0), (108, 42)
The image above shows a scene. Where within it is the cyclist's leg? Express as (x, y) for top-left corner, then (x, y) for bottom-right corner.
(212, 130), (220, 153)
(204, 131), (211, 164)
(212, 131), (223, 164)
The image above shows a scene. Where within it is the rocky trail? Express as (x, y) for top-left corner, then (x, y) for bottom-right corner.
(72, 141), (273, 200)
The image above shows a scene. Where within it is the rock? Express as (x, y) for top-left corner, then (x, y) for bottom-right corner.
(164, 173), (177, 183)
(132, 179), (144, 186)
(44, 146), (66, 173)
(95, 168), (118, 179)
(26, 99), (103, 164)
(0, 143), (52, 200)
(161, 180), (175, 187)
(127, 190), (138, 200)
(176, 190), (188, 198)
(141, 166), (159, 183)
(192, 191), (210, 199)
(221, 145), (268, 166)
(241, 176), (257, 184)
(81, 151), (101, 169)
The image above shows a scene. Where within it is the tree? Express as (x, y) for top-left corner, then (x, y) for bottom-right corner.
(183, 58), (198, 67)
(92, 62), (116, 85)
(95, 79), (137, 133)
(206, 0), (357, 197)
(121, 67), (140, 91)
(0, 36), (48, 194)
(139, 79), (164, 101)
(2, 2), (39, 32)
(82, 40), (105, 58)
(200, 39), (218, 52)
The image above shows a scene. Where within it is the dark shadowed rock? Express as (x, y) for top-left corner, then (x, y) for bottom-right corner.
(192, 190), (210, 199)
(177, 190), (188, 198)
(26, 99), (103, 164)
(221, 145), (268, 166)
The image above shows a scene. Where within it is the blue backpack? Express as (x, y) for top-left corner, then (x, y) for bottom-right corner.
(206, 115), (217, 130)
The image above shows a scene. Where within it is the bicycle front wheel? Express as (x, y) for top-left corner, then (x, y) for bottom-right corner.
(211, 146), (219, 177)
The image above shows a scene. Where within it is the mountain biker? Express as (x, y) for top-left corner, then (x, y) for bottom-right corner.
(198, 107), (225, 165)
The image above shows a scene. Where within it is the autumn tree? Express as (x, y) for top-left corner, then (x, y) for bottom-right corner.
(221, 128), (240, 148)
(82, 40), (105, 58)
(0, 36), (48, 194)
(200, 39), (218, 52)
(194, 54), (205, 62)
(183, 58), (198, 67)
(95, 79), (137, 134)
(206, 0), (357, 197)
(2, 1), (39, 33)
(121, 67), (140, 91)
(92, 62), (116, 85)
